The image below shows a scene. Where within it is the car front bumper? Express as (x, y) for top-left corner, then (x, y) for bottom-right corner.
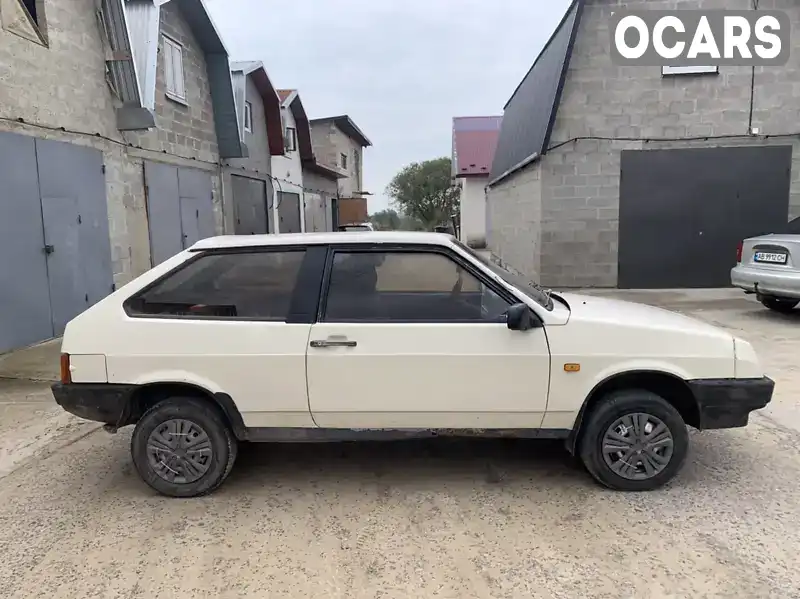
(687, 376), (774, 430)
(51, 382), (137, 425)
(731, 264), (800, 299)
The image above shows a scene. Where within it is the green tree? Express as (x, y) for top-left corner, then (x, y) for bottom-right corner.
(385, 157), (460, 230)
(369, 209), (402, 230)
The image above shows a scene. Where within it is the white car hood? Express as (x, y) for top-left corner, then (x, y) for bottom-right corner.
(557, 292), (733, 341)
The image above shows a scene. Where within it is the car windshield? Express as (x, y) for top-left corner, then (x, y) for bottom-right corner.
(453, 240), (554, 311)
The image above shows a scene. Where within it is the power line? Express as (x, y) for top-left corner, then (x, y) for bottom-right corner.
(546, 131), (800, 154)
(1, 114), (344, 199)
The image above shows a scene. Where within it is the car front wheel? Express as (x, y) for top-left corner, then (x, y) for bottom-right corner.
(131, 397), (238, 498)
(760, 297), (799, 313)
(579, 390), (689, 492)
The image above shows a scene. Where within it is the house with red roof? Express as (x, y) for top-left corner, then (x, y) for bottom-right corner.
(452, 116), (502, 246)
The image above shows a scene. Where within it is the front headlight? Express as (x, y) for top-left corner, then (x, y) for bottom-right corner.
(734, 337), (763, 379)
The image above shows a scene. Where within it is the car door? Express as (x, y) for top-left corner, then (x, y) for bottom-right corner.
(116, 245), (325, 429)
(306, 245), (551, 429)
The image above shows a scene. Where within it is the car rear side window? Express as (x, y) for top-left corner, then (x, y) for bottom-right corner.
(126, 250), (306, 320)
(323, 250), (510, 322)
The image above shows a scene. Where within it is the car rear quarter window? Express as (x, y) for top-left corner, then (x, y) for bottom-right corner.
(323, 250), (509, 322)
(125, 250), (306, 320)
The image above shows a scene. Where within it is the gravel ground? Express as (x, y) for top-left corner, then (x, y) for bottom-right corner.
(1, 290), (799, 599)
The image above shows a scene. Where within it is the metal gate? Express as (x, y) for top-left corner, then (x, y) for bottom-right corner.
(231, 174), (269, 235)
(0, 131), (113, 352)
(144, 162), (215, 265)
(277, 191), (302, 233)
(618, 145), (792, 288)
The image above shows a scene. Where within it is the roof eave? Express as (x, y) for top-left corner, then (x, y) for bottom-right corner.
(289, 95), (315, 162)
(310, 115), (372, 147)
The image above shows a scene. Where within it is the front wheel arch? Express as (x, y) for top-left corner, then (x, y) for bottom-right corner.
(565, 370), (700, 455)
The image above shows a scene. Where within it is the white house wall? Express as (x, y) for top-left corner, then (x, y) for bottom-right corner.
(271, 104), (305, 232)
(459, 176), (488, 245)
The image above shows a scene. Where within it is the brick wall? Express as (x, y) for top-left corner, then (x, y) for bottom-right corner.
(488, 0), (800, 288)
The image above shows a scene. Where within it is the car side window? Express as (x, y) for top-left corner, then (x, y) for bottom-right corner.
(323, 250), (511, 322)
(125, 250), (305, 320)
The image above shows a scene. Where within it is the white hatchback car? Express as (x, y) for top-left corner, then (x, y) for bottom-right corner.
(53, 232), (774, 497)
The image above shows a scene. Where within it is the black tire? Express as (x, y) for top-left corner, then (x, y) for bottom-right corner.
(760, 297), (799, 313)
(579, 389), (689, 492)
(131, 397), (238, 498)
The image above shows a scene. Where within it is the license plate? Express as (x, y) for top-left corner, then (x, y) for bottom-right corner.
(754, 251), (788, 264)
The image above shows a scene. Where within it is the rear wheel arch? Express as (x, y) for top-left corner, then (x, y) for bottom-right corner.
(124, 382), (247, 440)
(565, 370), (699, 455)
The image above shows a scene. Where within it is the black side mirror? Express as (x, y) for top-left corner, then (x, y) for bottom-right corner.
(506, 303), (538, 331)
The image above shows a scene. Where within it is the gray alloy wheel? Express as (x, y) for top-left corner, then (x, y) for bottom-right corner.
(601, 413), (674, 480)
(131, 397), (238, 498)
(146, 419), (214, 484)
(579, 389), (689, 492)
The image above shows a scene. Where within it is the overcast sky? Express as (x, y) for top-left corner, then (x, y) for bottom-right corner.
(207, 0), (571, 213)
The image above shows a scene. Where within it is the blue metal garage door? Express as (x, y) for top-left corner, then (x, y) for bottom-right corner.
(0, 131), (114, 352)
(144, 161), (215, 265)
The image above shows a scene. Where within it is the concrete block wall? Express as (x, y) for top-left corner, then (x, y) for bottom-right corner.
(0, 0), (120, 139)
(0, 0), (147, 284)
(490, 0), (800, 288)
(486, 160), (542, 281)
(309, 121), (364, 196)
(124, 2), (219, 165)
(0, 0), (229, 286)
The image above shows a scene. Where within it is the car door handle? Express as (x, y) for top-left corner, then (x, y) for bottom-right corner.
(310, 339), (357, 348)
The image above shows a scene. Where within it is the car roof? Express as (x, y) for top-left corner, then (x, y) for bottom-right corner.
(189, 231), (456, 250)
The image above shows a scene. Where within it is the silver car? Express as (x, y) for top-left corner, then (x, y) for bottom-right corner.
(731, 234), (800, 312)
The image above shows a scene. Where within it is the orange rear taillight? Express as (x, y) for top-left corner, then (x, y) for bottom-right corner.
(736, 241), (743, 264)
(60, 353), (72, 384)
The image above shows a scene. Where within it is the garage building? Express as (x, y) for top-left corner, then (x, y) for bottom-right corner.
(487, 0), (800, 289)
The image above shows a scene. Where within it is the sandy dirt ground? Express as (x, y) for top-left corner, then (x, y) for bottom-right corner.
(1, 290), (799, 599)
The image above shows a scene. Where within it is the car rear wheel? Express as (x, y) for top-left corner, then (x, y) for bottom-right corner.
(760, 297), (799, 313)
(131, 397), (238, 498)
(579, 390), (689, 492)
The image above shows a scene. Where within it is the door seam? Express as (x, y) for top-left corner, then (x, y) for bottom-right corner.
(304, 324), (321, 428)
(33, 139), (56, 338)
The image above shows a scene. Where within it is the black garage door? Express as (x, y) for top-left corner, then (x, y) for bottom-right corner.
(618, 145), (792, 289)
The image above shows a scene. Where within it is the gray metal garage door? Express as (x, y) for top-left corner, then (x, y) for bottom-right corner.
(145, 162), (215, 265)
(231, 174), (269, 235)
(618, 145), (792, 289)
(277, 191), (302, 233)
(0, 131), (113, 353)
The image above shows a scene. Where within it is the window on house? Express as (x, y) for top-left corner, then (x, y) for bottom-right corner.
(21, 0), (38, 23)
(285, 127), (297, 152)
(14, 0), (47, 43)
(662, 65), (718, 76)
(163, 36), (186, 103)
(244, 101), (253, 133)
(340, 153), (348, 169)
(124, 251), (307, 320)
